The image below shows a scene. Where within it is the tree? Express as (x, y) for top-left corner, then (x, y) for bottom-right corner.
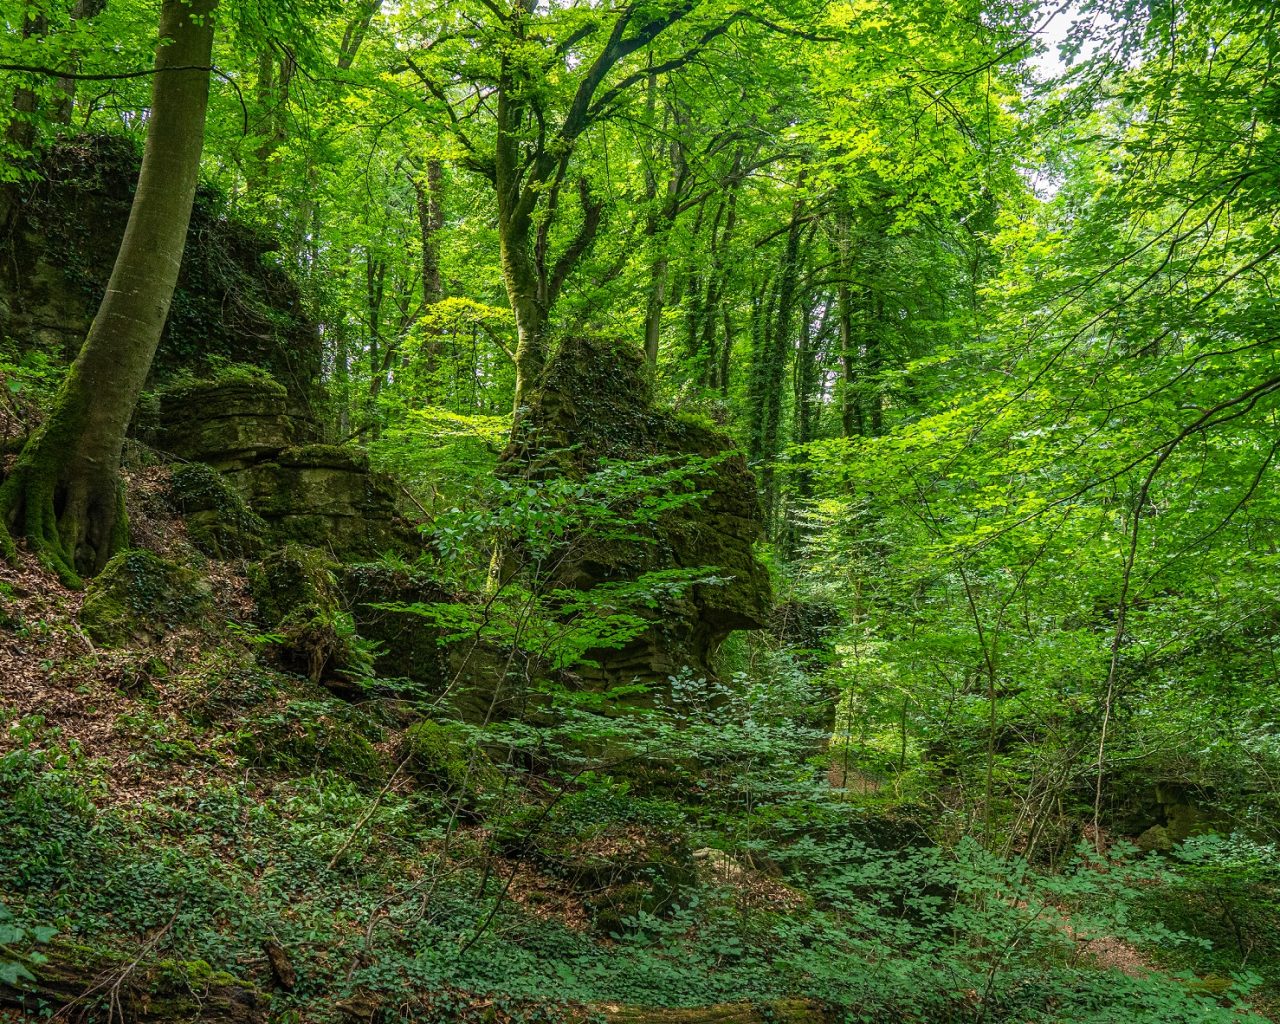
(402, 0), (745, 415)
(0, 0), (219, 585)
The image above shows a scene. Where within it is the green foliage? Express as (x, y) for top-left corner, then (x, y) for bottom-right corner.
(6, 0), (1280, 1018)
(1137, 835), (1280, 996)
(401, 719), (502, 806)
(234, 701), (385, 783)
(0, 897), (56, 988)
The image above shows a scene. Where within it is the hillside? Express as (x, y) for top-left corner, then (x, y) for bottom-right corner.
(3, 1), (1280, 1021)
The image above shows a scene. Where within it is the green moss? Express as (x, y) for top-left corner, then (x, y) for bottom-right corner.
(402, 719), (499, 799)
(156, 362), (286, 404)
(246, 546), (371, 681)
(151, 957), (240, 990)
(247, 545), (338, 626)
(236, 706), (385, 782)
(277, 443), (369, 470)
(166, 462), (266, 558)
(79, 549), (213, 646)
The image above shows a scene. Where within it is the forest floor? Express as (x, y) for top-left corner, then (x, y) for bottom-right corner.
(0, 474), (1271, 1024)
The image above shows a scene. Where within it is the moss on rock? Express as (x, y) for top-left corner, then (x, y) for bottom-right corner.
(246, 546), (364, 685)
(401, 719), (500, 801)
(79, 549), (213, 646)
(156, 376), (314, 473)
(338, 562), (452, 690)
(235, 706), (384, 782)
(502, 335), (771, 685)
(0, 938), (267, 1023)
(166, 462), (266, 558)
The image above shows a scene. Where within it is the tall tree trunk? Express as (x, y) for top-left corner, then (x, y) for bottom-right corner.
(416, 158), (445, 306)
(718, 306), (734, 395)
(248, 47), (294, 194)
(338, 0), (382, 70)
(0, 0), (218, 585)
(835, 205), (863, 438)
(867, 293), (884, 435)
(750, 195), (805, 533)
(503, 228), (548, 417)
(413, 157), (445, 399)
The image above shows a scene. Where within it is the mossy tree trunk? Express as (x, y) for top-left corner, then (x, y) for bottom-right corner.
(0, 0), (218, 585)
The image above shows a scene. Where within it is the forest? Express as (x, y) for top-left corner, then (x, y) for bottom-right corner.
(0, 0), (1278, 1020)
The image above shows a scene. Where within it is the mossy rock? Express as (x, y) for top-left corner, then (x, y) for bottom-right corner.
(246, 546), (362, 685)
(236, 707), (385, 782)
(79, 549), (213, 646)
(166, 462), (266, 558)
(401, 719), (500, 802)
(0, 938), (267, 1023)
(245, 449), (415, 559)
(339, 562), (452, 691)
(276, 443), (369, 471)
(501, 335), (771, 686)
(247, 545), (339, 626)
(1136, 824), (1174, 853)
(590, 1000), (829, 1024)
(156, 376), (314, 472)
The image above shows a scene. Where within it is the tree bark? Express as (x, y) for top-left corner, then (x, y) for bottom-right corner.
(0, 0), (218, 585)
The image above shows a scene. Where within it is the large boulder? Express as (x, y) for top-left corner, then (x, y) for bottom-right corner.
(79, 549), (213, 646)
(156, 373), (315, 473)
(338, 562), (452, 689)
(155, 376), (418, 560)
(338, 563), (528, 722)
(246, 545), (355, 686)
(244, 445), (410, 559)
(504, 336), (771, 683)
(165, 462), (266, 558)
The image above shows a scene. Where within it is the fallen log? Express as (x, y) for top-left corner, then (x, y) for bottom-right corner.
(0, 941), (266, 1023)
(590, 999), (830, 1024)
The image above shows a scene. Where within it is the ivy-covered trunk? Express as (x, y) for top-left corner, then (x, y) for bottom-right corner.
(0, 0), (218, 585)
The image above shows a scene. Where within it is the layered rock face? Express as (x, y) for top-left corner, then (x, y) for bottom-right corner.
(156, 375), (416, 560)
(0, 136), (322, 402)
(505, 336), (772, 683)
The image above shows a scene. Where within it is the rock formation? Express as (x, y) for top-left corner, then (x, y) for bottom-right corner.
(155, 373), (417, 560)
(0, 136), (322, 403)
(505, 336), (772, 683)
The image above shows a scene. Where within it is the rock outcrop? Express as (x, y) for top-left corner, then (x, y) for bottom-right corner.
(155, 374), (417, 560)
(504, 336), (771, 684)
(0, 135), (322, 403)
(80, 549), (214, 647)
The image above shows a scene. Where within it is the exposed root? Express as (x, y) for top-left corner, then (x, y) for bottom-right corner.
(0, 447), (129, 589)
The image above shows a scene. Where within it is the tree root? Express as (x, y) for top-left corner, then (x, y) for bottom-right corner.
(0, 461), (85, 588)
(0, 447), (129, 589)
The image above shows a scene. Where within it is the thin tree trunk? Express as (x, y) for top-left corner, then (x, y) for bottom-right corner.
(338, 0), (382, 70)
(718, 306), (734, 395)
(5, 4), (45, 151)
(751, 194), (805, 532)
(0, 0), (218, 585)
(867, 293), (883, 435)
(835, 206), (863, 438)
(51, 0), (109, 125)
